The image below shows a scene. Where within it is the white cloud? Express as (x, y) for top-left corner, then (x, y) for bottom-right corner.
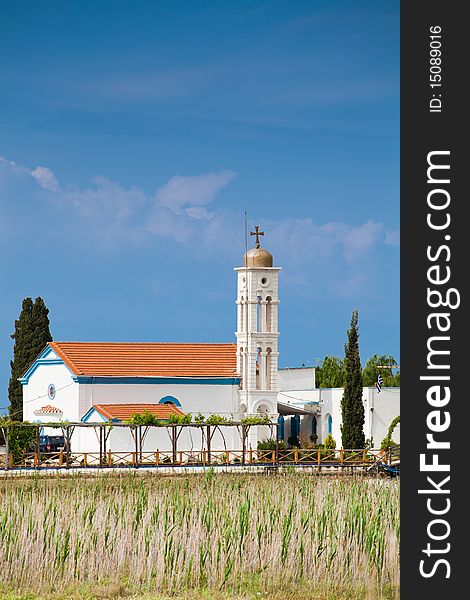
(66, 176), (146, 223)
(155, 171), (236, 212)
(264, 217), (384, 265)
(31, 166), (59, 191)
(339, 220), (384, 263)
(0, 156), (398, 298)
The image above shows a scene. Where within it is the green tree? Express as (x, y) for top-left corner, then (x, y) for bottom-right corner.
(362, 354), (400, 387)
(8, 297), (52, 420)
(340, 310), (365, 449)
(315, 356), (346, 388)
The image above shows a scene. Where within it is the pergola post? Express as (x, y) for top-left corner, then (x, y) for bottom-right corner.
(134, 426), (139, 466)
(171, 426), (177, 464)
(242, 425), (246, 465)
(206, 425), (211, 465)
(65, 426), (71, 468)
(99, 425), (103, 466)
(103, 424), (107, 457)
(35, 425), (40, 468)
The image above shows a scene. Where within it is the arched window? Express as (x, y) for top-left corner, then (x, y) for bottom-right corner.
(159, 395), (182, 407)
(256, 295), (262, 332)
(312, 415), (317, 435)
(327, 414), (332, 435)
(265, 347), (272, 390)
(255, 347), (262, 390)
(266, 296), (272, 332)
(240, 296), (244, 331)
(244, 347), (248, 391)
(277, 415), (285, 441)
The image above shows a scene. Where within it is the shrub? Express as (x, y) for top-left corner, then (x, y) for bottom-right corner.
(324, 433), (336, 450)
(287, 435), (300, 448)
(257, 438), (287, 451)
(257, 438), (276, 451)
(0, 419), (37, 462)
(300, 433), (318, 449)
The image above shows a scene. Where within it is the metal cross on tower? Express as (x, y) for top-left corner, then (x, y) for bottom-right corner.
(250, 225), (264, 248)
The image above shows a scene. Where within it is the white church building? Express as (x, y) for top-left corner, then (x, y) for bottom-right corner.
(21, 227), (399, 452)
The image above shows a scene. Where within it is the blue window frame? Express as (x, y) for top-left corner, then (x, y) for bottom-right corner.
(158, 395), (182, 407)
(328, 414), (332, 434)
(290, 414), (300, 440)
(277, 415), (285, 441)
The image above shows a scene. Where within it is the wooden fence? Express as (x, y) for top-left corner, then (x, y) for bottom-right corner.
(1, 447), (397, 470)
(0, 421), (399, 471)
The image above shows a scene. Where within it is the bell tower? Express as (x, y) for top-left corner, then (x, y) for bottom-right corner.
(235, 226), (280, 423)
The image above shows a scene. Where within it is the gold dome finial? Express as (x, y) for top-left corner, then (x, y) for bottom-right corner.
(244, 225), (273, 267)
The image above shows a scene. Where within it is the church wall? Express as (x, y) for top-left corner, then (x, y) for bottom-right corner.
(22, 363), (80, 423)
(70, 381), (241, 452)
(79, 381), (239, 420)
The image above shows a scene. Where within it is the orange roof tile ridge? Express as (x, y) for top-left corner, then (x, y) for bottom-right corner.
(48, 341), (237, 378)
(52, 341), (236, 345)
(92, 404), (114, 419)
(49, 342), (83, 375)
(92, 403), (184, 420)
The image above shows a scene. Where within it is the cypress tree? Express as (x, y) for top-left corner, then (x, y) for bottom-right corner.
(8, 297), (52, 420)
(340, 310), (365, 448)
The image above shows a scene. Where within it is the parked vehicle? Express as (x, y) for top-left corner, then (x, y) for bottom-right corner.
(367, 460), (400, 478)
(39, 435), (65, 452)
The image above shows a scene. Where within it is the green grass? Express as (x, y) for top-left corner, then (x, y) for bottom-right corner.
(0, 473), (399, 599)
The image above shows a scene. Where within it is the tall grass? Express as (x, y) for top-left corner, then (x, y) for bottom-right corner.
(0, 473), (399, 598)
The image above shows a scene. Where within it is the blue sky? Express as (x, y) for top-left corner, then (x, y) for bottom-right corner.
(0, 0), (399, 407)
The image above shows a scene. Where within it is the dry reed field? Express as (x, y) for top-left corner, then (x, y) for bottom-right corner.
(0, 472), (399, 600)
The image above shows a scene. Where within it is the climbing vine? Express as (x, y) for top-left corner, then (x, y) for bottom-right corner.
(381, 416), (400, 449)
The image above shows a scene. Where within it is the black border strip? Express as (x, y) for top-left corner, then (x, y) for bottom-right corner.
(401, 2), (467, 596)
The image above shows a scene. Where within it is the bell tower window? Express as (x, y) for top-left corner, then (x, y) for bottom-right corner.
(256, 296), (262, 332)
(266, 296), (272, 332)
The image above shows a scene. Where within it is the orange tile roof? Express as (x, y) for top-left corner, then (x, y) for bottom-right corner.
(33, 405), (63, 415)
(49, 341), (238, 378)
(92, 403), (184, 421)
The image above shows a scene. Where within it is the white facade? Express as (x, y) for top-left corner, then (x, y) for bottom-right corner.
(279, 386), (400, 448)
